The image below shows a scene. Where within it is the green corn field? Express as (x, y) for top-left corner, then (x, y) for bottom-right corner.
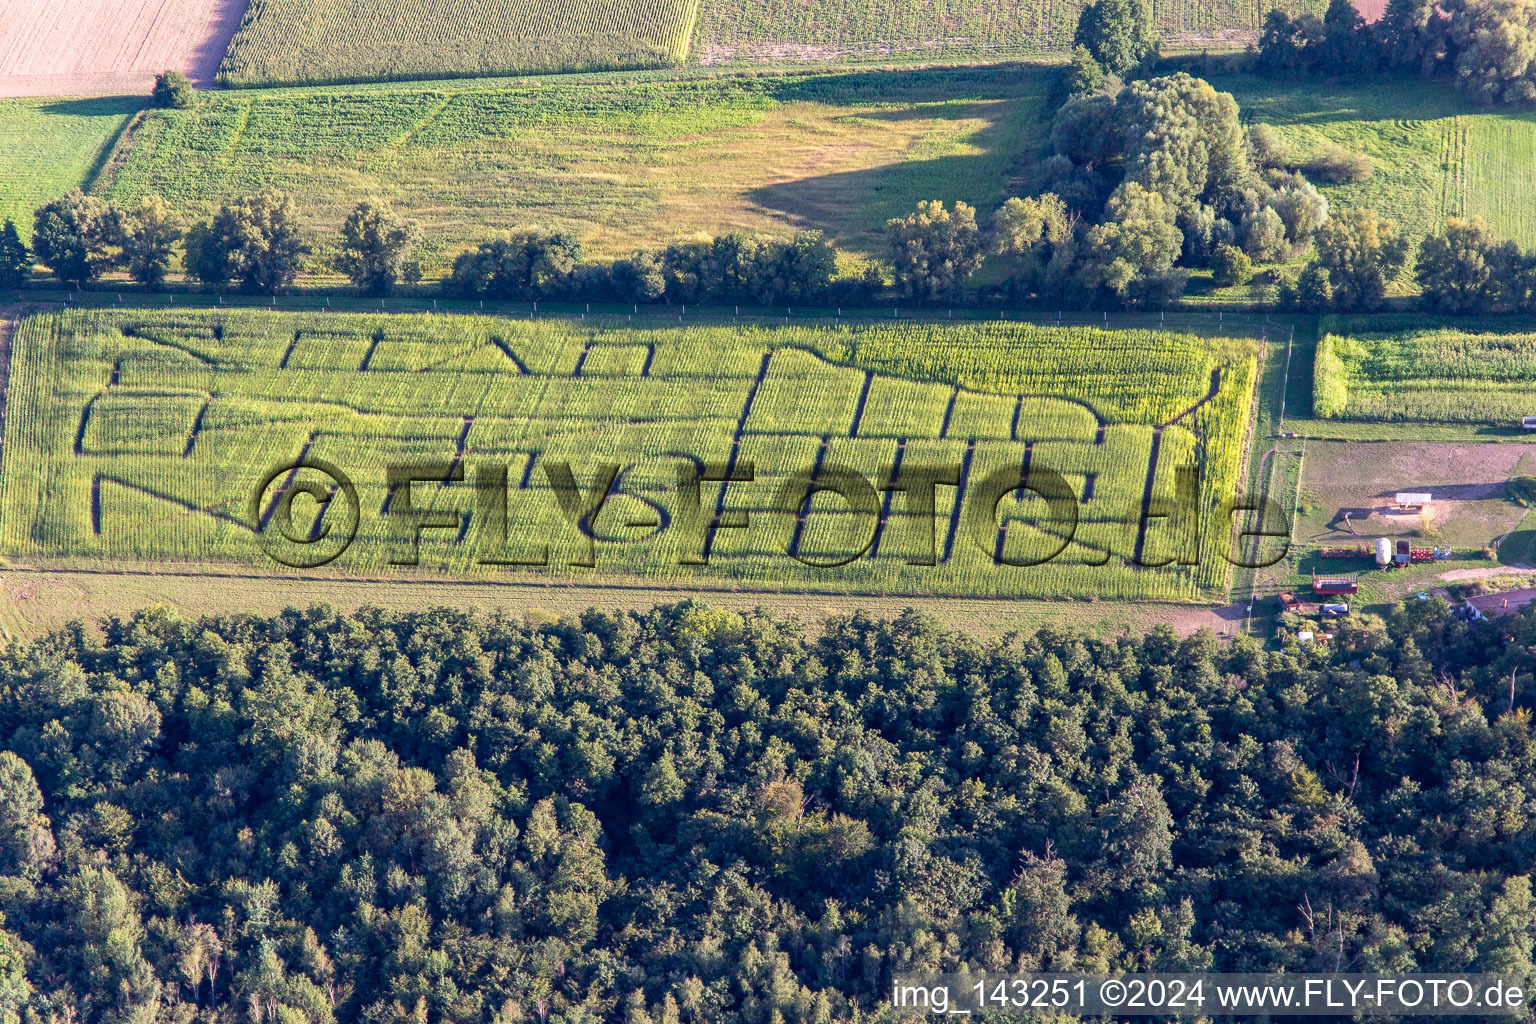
(1315, 328), (1536, 424)
(215, 0), (1327, 85)
(219, 0), (703, 86)
(0, 310), (1256, 602)
(692, 0), (1326, 63)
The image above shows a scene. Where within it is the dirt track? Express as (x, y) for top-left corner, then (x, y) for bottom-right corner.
(0, 0), (246, 97)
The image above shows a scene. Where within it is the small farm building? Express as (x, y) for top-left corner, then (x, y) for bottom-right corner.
(1466, 589), (1536, 620)
(1393, 492), (1431, 511)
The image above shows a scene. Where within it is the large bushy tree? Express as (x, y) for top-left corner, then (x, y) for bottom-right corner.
(1073, 0), (1159, 75)
(447, 230), (581, 300)
(1309, 206), (1411, 310)
(1445, 0), (1536, 103)
(336, 201), (420, 295)
(151, 70), (194, 109)
(1416, 215), (1502, 311)
(31, 190), (122, 287)
(121, 196), (182, 289)
(886, 200), (986, 302)
(185, 188), (310, 293)
(1077, 182), (1187, 306)
(1258, 8), (1327, 73)
(1374, 0), (1446, 71)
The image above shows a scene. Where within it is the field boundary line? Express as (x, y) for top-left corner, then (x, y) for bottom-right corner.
(389, 94), (454, 152)
(0, 557), (1221, 609)
(0, 319), (12, 530)
(87, 107), (150, 193)
(1289, 437), (1306, 544)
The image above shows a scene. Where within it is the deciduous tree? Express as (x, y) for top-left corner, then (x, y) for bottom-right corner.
(336, 201), (420, 295)
(1073, 0), (1159, 75)
(886, 200), (986, 302)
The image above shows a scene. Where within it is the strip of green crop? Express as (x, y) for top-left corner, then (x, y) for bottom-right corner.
(219, 0), (704, 86)
(1315, 326), (1536, 424)
(0, 310), (1257, 602)
(691, 0), (1328, 62)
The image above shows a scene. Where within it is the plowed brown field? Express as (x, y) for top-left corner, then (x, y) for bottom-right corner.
(0, 0), (245, 97)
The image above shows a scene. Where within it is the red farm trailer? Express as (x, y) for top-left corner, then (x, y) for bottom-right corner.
(1312, 573), (1359, 596)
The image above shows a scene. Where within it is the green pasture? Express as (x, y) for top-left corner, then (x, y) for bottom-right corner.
(0, 96), (140, 241)
(1219, 74), (1536, 249)
(0, 309), (1256, 601)
(92, 64), (1044, 267)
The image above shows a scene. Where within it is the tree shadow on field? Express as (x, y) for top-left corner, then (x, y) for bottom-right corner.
(1211, 72), (1477, 127)
(745, 99), (1040, 253)
(763, 62), (1051, 107)
(38, 96), (146, 119)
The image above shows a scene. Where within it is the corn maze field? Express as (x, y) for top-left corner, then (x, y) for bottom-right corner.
(1314, 328), (1536, 424)
(218, 0), (702, 85)
(0, 310), (1257, 602)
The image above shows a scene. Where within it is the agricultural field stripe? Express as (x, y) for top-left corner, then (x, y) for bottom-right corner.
(787, 435), (831, 558)
(868, 438), (907, 560)
(941, 442), (976, 564)
(704, 348), (772, 561)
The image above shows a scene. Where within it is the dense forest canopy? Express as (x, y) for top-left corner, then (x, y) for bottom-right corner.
(1, 600), (1534, 1023)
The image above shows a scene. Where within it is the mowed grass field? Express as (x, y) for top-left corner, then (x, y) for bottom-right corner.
(219, 0), (701, 86)
(0, 566), (1243, 642)
(0, 309), (1256, 602)
(1220, 74), (1536, 248)
(94, 64), (1045, 265)
(693, 0), (1326, 63)
(0, 95), (139, 238)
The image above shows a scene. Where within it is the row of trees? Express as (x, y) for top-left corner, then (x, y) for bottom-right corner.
(8, 187), (1498, 314)
(1259, 0), (1536, 105)
(1273, 210), (1536, 314)
(2, 597), (1535, 1023)
(6, 191), (438, 297)
(9, 169), (1509, 316)
(445, 229), (860, 307)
